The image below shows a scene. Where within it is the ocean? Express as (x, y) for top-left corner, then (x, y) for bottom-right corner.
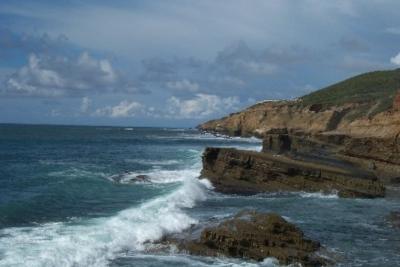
(0, 124), (399, 267)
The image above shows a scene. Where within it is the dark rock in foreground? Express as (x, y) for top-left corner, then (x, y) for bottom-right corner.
(201, 147), (385, 198)
(171, 211), (326, 267)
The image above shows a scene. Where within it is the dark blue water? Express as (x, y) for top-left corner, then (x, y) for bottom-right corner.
(0, 124), (399, 267)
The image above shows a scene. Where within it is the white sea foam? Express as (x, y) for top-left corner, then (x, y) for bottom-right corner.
(109, 157), (203, 184)
(0, 172), (211, 267)
(109, 168), (202, 184)
(298, 191), (339, 199)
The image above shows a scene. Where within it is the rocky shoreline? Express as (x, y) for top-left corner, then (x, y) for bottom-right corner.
(188, 105), (400, 264)
(158, 72), (400, 265)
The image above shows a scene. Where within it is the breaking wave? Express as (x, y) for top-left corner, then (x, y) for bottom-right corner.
(0, 173), (211, 267)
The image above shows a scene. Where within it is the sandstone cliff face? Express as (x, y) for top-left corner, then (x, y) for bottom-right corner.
(201, 147), (385, 198)
(198, 100), (400, 139)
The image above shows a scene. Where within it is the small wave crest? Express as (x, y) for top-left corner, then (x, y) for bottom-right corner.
(298, 191), (339, 199)
(107, 163), (202, 184)
(124, 159), (180, 166)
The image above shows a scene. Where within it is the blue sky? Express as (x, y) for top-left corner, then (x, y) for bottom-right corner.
(1, 0), (400, 127)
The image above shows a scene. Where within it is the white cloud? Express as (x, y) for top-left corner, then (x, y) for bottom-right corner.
(3, 52), (130, 97)
(166, 93), (239, 119)
(94, 100), (144, 118)
(390, 52), (400, 66)
(166, 79), (199, 92)
(80, 97), (91, 113)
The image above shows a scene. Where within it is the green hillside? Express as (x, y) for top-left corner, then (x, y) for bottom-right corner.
(300, 68), (400, 114)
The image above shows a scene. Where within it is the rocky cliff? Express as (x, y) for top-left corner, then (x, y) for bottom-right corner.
(198, 69), (400, 184)
(198, 99), (400, 139)
(198, 69), (400, 139)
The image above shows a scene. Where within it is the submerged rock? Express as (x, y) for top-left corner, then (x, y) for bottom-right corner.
(108, 172), (151, 183)
(201, 147), (385, 198)
(171, 211), (327, 267)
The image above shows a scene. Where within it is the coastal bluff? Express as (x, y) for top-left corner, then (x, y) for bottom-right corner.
(198, 69), (400, 186)
(198, 69), (400, 140)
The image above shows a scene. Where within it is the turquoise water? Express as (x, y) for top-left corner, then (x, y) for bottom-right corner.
(0, 124), (399, 266)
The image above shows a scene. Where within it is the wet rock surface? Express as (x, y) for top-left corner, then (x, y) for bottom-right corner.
(168, 211), (327, 267)
(201, 147), (385, 198)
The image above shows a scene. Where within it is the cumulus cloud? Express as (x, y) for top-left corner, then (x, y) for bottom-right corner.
(166, 93), (239, 119)
(94, 100), (144, 118)
(2, 52), (138, 97)
(390, 52), (400, 66)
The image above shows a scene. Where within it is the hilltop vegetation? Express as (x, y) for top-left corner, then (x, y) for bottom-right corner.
(300, 69), (400, 115)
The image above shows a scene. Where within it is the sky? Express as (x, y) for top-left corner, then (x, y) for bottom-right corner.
(1, 0), (400, 127)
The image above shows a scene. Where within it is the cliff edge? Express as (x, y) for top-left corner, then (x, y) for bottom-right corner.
(198, 69), (400, 139)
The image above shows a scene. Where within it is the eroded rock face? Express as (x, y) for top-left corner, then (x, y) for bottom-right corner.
(174, 211), (326, 267)
(201, 147), (385, 198)
(198, 100), (400, 139)
(343, 136), (400, 165)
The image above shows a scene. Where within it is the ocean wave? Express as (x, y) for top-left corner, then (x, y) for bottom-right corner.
(120, 253), (286, 266)
(124, 159), (181, 166)
(107, 162), (203, 184)
(0, 175), (211, 267)
(48, 168), (107, 180)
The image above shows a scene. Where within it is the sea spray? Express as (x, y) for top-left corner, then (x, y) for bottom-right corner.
(0, 174), (211, 267)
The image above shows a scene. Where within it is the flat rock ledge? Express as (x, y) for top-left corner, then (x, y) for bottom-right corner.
(201, 147), (385, 198)
(167, 211), (327, 267)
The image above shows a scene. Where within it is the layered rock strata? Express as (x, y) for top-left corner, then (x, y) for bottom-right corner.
(201, 147), (385, 198)
(260, 130), (400, 183)
(198, 100), (400, 139)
